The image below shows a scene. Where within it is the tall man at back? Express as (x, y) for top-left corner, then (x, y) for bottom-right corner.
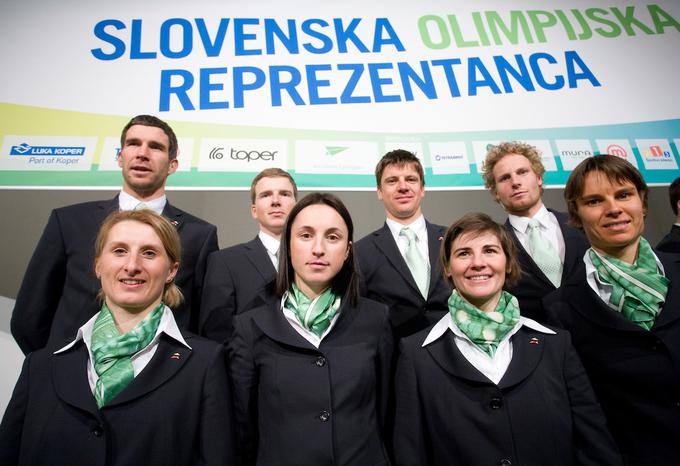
(356, 149), (449, 339)
(199, 168), (297, 344)
(11, 115), (218, 354)
(482, 141), (588, 322)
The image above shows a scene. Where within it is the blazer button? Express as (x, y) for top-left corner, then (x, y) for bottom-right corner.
(490, 397), (503, 409)
(91, 425), (104, 437)
(315, 356), (327, 367)
(318, 410), (331, 422)
(500, 459), (512, 466)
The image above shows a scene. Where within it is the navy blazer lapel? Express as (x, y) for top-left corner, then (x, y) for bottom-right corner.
(245, 236), (277, 283)
(551, 209), (587, 284)
(565, 280), (645, 333)
(652, 252), (680, 329)
(252, 302), (319, 352)
(426, 222), (445, 296)
(106, 335), (192, 407)
(497, 327), (545, 389)
(426, 333), (492, 384)
(162, 202), (184, 232)
(52, 343), (99, 415)
(92, 196), (119, 224)
(373, 223), (421, 295)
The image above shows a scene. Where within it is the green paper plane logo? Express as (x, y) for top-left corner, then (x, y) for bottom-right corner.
(325, 146), (349, 156)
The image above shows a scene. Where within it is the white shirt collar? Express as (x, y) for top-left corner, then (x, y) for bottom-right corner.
(279, 292), (341, 348)
(118, 190), (167, 215)
(54, 304), (191, 355)
(421, 311), (555, 348)
(508, 203), (549, 234)
(258, 230), (281, 256)
(386, 214), (426, 239)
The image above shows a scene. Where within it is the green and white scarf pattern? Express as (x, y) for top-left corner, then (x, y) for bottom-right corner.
(91, 302), (164, 408)
(449, 289), (520, 357)
(589, 237), (668, 330)
(284, 284), (341, 338)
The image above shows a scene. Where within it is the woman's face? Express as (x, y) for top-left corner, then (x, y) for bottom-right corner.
(447, 230), (508, 313)
(575, 171), (645, 264)
(290, 204), (350, 298)
(95, 220), (178, 315)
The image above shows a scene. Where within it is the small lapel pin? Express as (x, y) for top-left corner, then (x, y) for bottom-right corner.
(529, 338), (540, 345)
(170, 352), (181, 360)
(438, 236), (444, 241)
(170, 220), (179, 228)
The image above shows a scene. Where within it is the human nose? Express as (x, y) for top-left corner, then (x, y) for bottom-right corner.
(311, 236), (325, 257)
(270, 192), (281, 206)
(397, 178), (408, 191)
(470, 252), (486, 269)
(124, 253), (142, 274)
(603, 197), (623, 216)
(135, 143), (150, 158)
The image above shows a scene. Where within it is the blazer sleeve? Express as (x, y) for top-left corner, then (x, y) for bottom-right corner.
(199, 251), (237, 345)
(375, 307), (394, 430)
(11, 210), (67, 354)
(392, 340), (428, 466)
(0, 353), (31, 464)
(191, 225), (219, 330)
(562, 332), (623, 466)
(198, 343), (236, 466)
(228, 316), (259, 466)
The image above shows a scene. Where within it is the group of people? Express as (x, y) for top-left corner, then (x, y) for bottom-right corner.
(1, 114), (679, 466)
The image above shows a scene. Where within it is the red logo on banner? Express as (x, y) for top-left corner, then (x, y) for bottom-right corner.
(650, 145), (663, 157)
(606, 144), (627, 158)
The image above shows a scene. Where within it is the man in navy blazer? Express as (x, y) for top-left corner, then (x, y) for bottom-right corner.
(11, 115), (218, 354)
(356, 149), (449, 339)
(199, 168), (297, 344)
(482, 141), (588, 323)
(657, 176), (680, 254)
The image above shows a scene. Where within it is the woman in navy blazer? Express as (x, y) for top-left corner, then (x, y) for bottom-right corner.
(229, 193), (392, 466)
(393, 213), (621, 466)
(0, 210), (233, 466)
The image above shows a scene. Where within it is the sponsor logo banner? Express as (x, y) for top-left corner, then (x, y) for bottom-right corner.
(636, 139), (678, 170)
(198, 139), (287, 172)
(556, 139), (593, 171)
(595, 139), (637, 168)
(0, 136), (96, 171)
(295, 140), (379, 175)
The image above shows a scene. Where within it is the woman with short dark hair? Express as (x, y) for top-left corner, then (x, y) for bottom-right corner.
(229, 192), (392, 466)
(393, 212), (621, 466)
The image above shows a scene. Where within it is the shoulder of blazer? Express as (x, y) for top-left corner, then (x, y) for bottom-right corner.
(164, 202), (216, 228)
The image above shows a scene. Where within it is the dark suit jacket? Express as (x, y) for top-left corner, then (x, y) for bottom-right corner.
(11, 196), (218, 354)
(0, 332), (234, 466)
(657, 224), (680, 254)
(506, 210), (589, 323)
(545, 251), (680, 465)
(199, 236), (277, 344)
(355, 221), (449, 339)
(393, 324), (621, 466)
(228, 297), (393, 466)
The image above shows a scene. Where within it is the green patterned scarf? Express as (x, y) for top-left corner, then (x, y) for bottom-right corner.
(284, 283), (341, 338)
(449, 289), (520, 357)
(91, 302), (165, 408)
(589, 237), (668, 330)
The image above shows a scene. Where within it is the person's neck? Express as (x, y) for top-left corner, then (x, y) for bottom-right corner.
(387, 210), (422, 226)
(509, 201), (544, 219)
(260, 227), (282, 241)
(107, 300), (161, 334)
(122, 186), (164, 203)
(593, 238), (640, 265)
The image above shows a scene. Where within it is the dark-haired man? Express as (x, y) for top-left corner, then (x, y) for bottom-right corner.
(356, 149), (449, 339)
(657, 176), (680, 254)
(199, 168), (297, 344)
(11, 115), (218, 354)
(482, 141), (589, 322)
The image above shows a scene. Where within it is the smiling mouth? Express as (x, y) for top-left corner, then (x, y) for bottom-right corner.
(466, 275), (491, 281)
(603, 220), (631, 230)
(120, 279), (145, 285)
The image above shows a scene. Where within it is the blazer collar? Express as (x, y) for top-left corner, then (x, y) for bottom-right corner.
(161, 201), (184, 231)
(252, 296), (359, 352)
(426, 221), (446, 295)
(52, 335), (193, 413)
(425, 322), (546, 387)
(245, 236), (277, 282)
(652, 252), (680, 329)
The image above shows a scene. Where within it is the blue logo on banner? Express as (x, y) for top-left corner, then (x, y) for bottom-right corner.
(10, 143), (86, 156)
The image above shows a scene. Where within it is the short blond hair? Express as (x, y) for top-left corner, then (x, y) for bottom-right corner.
(482, 141), (545, 194)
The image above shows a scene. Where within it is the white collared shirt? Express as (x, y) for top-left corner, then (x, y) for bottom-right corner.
(258, 230), (281, 271)
(508, 205), (565, 263)
(54, 305), (191, 394)
(280, 293), (341, 348)
(583, 247), (665, 311)
(118, 190), (166, 215)
(421, 312), (556, 385)
(386, 214), (429, 264)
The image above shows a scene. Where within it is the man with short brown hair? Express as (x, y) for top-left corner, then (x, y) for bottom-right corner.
(199, 168), (297, 343)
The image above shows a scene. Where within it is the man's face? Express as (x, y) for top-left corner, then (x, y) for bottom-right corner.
(377, 163), (425, 223)
(118, 125), (177, 200)
(251, 176), (296, 238)
(492, 153), (543, 217)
